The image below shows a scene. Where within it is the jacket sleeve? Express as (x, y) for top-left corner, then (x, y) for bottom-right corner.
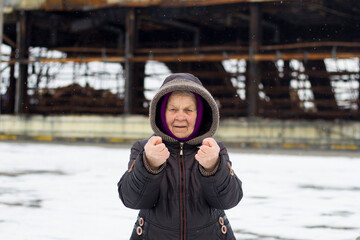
(197, 142), (243, 210)
(117, 140), (165, 209)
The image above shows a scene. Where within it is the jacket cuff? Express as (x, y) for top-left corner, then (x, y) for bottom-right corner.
(199, 159), (220, 177)
(143, 153), (166, 175)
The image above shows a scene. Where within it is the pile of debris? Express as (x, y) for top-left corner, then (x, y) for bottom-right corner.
(30, 84), (124, 114)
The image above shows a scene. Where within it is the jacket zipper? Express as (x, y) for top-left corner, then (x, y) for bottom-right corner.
(179, 142), (186, 240)
(180, 142), (184, 156)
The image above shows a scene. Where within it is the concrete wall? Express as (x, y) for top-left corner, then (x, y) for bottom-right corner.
(1, 114), (359, 150)
(0, 115), (152, 142)
(216, 119), (360, 150)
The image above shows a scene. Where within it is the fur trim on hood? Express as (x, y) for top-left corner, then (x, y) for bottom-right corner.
(149, 73), (219, 145)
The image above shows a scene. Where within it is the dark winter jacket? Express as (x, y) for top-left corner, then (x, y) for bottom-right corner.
(118, 73), (243, 240)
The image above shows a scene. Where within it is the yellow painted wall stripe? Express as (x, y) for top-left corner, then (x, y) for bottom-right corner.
(332, 145), (358, 150)
(0, 135), (17, 140)
(109, 138), (124, 143)
(33, 136), (53, 141)
(282, 143), (307, 149)
(250, 142), (261, 148)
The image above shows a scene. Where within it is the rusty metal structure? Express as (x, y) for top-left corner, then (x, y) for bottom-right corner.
(1, 0), (360, 119)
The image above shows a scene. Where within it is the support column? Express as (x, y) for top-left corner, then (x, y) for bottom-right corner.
(124, 8), (135, 114)
(7, 48), (16, 113)
(247, 3), (262, 118)
(0, 0), (3, 114)
(15, 11), (29, 114)
(358, 78), (360, 113)
(133, 63), (147, 114)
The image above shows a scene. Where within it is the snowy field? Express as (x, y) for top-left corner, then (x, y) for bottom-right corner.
(0, 141), (359, 240)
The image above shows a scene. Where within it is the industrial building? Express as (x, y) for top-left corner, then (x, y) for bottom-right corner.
(0, 0), (359, 149)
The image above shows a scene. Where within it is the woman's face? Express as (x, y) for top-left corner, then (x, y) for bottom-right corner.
(165, 93), (197, 139)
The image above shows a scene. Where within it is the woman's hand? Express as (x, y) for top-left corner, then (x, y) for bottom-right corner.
(195, 138), (220, 172)
(144, 136), (170, 170)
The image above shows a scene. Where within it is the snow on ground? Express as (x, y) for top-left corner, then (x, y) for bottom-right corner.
(0, 142), (359, 240)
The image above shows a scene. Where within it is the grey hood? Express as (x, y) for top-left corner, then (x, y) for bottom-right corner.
(149, 73), (219, 145)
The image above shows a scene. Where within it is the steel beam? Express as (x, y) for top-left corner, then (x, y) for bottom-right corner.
(247, 3), (262, 118)
(124, 8), (136, 114)
(6, 48), (16, 113)
(0, 0), (3, 114)
(14, 11), (28, 114)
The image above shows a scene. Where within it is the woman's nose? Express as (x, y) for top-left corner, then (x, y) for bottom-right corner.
(175, 111), (186, 121)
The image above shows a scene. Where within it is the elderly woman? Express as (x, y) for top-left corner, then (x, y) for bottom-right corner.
(118, 73), (243, 240)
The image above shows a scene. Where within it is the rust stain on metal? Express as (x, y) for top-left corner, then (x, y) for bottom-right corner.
(42, 0), (109, 10)
(23, 0), (286, 10)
